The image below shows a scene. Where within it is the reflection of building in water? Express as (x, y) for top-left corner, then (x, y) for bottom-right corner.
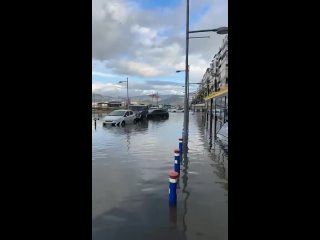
(211, 148), (228, 191)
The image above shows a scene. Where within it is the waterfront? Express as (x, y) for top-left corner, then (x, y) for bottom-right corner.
(92, 111), (228, 240)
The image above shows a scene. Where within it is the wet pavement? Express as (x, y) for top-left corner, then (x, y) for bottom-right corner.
(92, 111), (228, 240)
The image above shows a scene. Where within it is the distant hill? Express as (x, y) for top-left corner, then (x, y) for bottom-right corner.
(92, 93), (185, 107)
(92, 94), (125, 102)
(159, 95), (184, 107)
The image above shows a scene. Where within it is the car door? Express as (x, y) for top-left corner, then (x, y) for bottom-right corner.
(124, 111), (129, 122)
(153, 110), (159, 117)
(160, 110), (166, 117)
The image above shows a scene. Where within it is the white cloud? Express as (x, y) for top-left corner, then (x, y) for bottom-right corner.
(113, 61), (165, 77)
(92, 71), (118, 78)
(92, 0), (228, 92)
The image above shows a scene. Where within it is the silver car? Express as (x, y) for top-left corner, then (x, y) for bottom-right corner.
(103, 110), (136, 127)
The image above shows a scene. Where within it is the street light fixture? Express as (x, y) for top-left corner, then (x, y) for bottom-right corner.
(181, 83), (202, 87)
(188, 36), (210, 39)
(118, 77), (129, 108)
(189, 26), (228, 35)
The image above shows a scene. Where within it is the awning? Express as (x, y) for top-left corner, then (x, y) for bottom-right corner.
(204, 87), (228, 101)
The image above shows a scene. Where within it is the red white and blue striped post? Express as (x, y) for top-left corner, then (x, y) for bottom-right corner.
(179, 138), (183, 160)
(168, 171), (179, 206)
(174, 149), (180, 174)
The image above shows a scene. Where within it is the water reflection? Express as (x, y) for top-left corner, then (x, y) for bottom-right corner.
(194, 112), (228, 192)
(92, 111), (227, 240)
(169, 205), (177, 230)
(182, 154), (190, 236)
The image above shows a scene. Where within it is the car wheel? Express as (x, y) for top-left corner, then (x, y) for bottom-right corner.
(121, 121), (125, 126)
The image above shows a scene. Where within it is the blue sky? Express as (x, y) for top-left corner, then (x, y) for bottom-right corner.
(92, 0), (228, 97)
(136, 0), (181, 10)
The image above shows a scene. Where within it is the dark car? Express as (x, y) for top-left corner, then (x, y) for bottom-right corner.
(146, 109), (169, 119)
(128, 105), (149, 121)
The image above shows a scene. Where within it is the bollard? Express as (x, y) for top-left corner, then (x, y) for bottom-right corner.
(168, 171), (179, 206)
(178, 138), (183, 160)
(174, 149), (180, 174)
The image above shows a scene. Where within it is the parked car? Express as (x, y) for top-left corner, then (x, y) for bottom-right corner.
(128, 104), (148, 121)
(103, 109), (136, 127)
(168, 107), (177, 112)
(146, 109), (169, 119)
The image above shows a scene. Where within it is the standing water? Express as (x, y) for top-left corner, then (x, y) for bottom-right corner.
(92, 111), (228, 240)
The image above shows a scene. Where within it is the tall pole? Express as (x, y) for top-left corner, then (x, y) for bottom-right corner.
(183, 0), (189, 155)
(224, 96), (227, 123)
(214, 99), (217, 139)
(209, 98), (213, 139)
(126, 77), (129, 107)
(213, 67), (218, 138)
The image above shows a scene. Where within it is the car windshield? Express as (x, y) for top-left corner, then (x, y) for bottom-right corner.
(108, 110), (126, 116)
(129, 106), (147, 111)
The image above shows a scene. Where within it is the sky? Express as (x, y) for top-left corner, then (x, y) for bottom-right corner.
(92, 0), (228, 98)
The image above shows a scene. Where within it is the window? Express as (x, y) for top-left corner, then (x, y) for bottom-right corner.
(129, 111), (133, 115)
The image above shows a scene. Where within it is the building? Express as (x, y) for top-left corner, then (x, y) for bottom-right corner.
(192, 103), (206, 112)
(94, 101), (125, 108)
(216, 35), (228, 90)
(107, 101), (123, 108)
(192, 34), (228, 140)
(194, 34), (228, 101)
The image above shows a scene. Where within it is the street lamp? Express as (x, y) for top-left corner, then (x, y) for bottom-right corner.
(183, 0), (228, 156)
(176, 65), (190, 113)
(119, 77), (129, 108)
(189, 26), (228, 35)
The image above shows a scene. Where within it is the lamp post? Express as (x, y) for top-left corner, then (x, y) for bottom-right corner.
(181, 83), (202, 105)
(176, 65), (190, 146)
(183, 0), (228, 156)
(119, 77), (129, 108)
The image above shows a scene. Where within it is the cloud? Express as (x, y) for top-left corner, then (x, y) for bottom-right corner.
(92, 79), (186, 97)
(92, 71), (118, 78)
(110, 61), (165, 77)
(92, 0), (228, 89)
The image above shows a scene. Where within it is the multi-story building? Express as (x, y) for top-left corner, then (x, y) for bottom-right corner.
(210, 34), (228, 91)
(193, 34), (228, 103)
(191, 34), (228, 140)
(217, 35), (228, 90)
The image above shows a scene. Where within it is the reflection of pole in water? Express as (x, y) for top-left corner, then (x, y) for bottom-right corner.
(182, 154), (190, 235)
(169, 205), (177, 229)
(126, 129), (130, 152)
(208, 132), (213, 150)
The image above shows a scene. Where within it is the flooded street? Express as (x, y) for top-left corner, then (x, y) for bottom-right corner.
(92, 111), (228, 240)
